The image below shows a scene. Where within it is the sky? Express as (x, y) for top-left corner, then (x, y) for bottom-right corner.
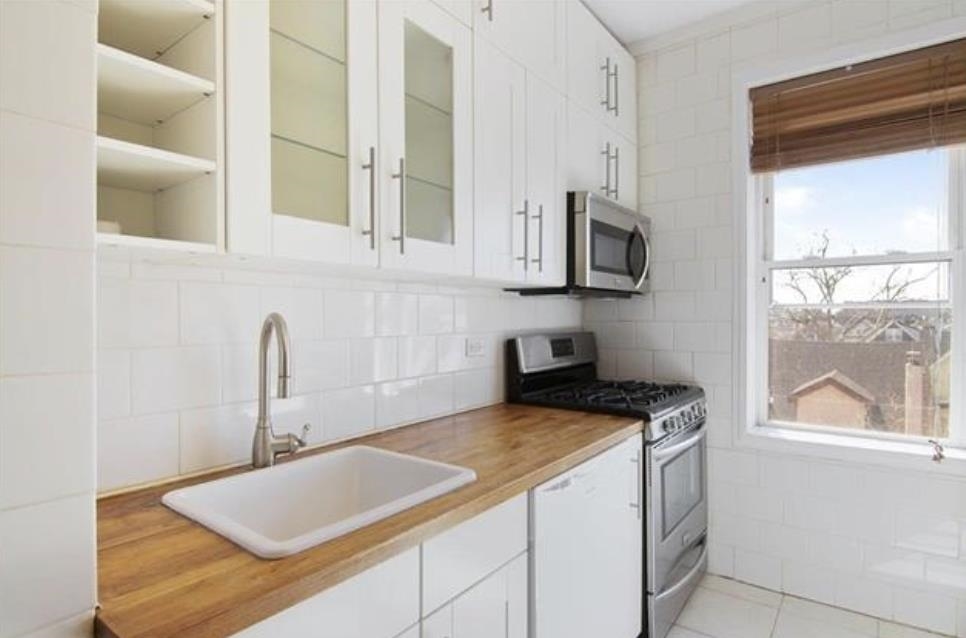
(771, 148), (951, 305)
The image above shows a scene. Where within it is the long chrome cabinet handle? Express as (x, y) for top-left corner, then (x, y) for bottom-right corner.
(531, 203), (544, 272)
(481, 0), (493, 21)
(600, 142), (611, 194)
(516, 199), (529, 270)
(610, 64), (619, 115)
(599, 57), (611, 110)
(361, 146), (376, 250)
(391, 157), (406, 254)
(610, 145), (620, 200)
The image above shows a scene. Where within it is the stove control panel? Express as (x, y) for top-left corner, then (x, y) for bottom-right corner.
(657, 399), (706, 435)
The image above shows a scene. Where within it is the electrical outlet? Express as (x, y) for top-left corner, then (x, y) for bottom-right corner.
(465, 337), (485, 357)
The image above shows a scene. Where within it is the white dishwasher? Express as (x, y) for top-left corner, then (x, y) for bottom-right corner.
(530, 434), (643, 638)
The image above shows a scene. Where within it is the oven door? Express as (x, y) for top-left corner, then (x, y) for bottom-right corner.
(574, 194), (650, 292)
(646, 421), (708, 595)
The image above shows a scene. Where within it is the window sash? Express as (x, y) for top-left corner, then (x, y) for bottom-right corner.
(753, 148), (965, 445)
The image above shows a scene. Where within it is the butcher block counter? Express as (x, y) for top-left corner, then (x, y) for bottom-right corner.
(96, 403), (643, 637)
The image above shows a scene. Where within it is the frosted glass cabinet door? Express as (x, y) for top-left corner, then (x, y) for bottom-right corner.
(225, 0), (379, 266)
(378, 0), (473, 276)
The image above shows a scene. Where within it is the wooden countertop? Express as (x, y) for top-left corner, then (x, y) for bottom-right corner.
(96, 404), (642, 638)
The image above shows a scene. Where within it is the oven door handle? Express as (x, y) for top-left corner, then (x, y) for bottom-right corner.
(652, 421), (707, 461)
(655, 535), (708, 601)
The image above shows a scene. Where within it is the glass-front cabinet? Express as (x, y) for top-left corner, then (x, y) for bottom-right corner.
(226, 0), (379, 266)
(226, 0), (472, 274)
(377, 0), (473, 275)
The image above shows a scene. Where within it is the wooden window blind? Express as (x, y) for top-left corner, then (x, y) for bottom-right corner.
(749, 38), (966, 173)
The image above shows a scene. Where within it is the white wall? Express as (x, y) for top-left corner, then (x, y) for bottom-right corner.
(96, 250), (581, 491)
(0, 1), (97, 636)
(585, 1), (966, 635)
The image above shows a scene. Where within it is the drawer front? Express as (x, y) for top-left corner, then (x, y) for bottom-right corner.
(422, 492), (528, 614)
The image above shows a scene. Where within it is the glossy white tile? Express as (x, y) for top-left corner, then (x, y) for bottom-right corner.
(399, 335), (437, 378)
(418, 374), (454, 419)
(1, 246), (93, 375)
(376, 379), (420, 428)
(98, 413), (179, 490)
(293, 340), (349, 392)
(0, 494), (95, 637)
(130, 346), (221, 414)
(322, 385), (376, 441)
(181, 282), (261, 345)
(97, 349), (130, 420)
(324, 290), (375, 338)
(376, 292), (419, 336)
(180, 403), (257, 473)
(98, 278), (179, 349)
(418, 294), (454, 334)
(0, 374), (94, 509)
(260, 287), (324, 342)
(0, 111), (94, 249)
(349, 337), (398, 385)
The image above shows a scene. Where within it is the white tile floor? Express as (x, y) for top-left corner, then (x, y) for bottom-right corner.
(671, 575), (951, 638)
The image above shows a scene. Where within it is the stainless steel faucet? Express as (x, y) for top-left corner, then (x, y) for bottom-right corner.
(252, 313), (309, 468)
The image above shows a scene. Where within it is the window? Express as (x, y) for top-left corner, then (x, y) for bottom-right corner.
(744, 38), (966, 444)
(760, 148), (958, 440)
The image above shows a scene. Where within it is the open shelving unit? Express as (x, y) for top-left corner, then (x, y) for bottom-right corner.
(96, 0), (223, 251)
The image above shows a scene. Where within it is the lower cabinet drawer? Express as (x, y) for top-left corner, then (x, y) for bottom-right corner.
(421, 493), (528, 614)
(232, 547), (420, 638)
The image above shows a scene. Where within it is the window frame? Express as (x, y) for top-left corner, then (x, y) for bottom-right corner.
(730, 16), (966, 469)
(753, 151), (963, 446)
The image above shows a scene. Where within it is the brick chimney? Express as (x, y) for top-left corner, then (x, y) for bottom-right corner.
(904, 351), (928, 435)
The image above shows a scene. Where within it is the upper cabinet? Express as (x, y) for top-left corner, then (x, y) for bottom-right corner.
(96, 0), (223, 252)
(566, 0), (636, 142)
(473, 37), (565, 287)
(378, 1), (474, 276)
(473, 0), (566, 92)
(566, 103), (637, 211)
(226, 0), (379, 266)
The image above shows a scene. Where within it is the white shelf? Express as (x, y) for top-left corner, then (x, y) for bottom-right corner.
(99, 0), (214, 60)
(97, 232), (216, 253)
(96, 136), (215, 192)
(97, 44), (214, 125)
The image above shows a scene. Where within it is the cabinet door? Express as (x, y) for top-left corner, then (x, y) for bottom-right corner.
(613, 46), (637, 142)
(473, 36), (526, 284)
(613, 133), (638, 211)
(506, 553), (528, 638)
(225, 0), (378, 265)
(564, 103), (609, 198)
(473, 0), (565, 91)
(451, 566), (508, 638)
(422, 604), (454, 638)
(378, 0), (473, 276)
(524, 73), (565, 286)
(565, 0), (610, 119)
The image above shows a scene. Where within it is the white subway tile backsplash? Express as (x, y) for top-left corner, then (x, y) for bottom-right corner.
(1, 246), (93, 375)
(181, 282), (261, 345)
(131, 346), (221, 414)
(418, 294), (455, 334)
(97, 349), (130, 420)
(0, 112), (94, 250)
(895, 511), (959, 558)
(260, 287), (324, 342)
(323, 385), (376, 441)
(0, 374), (94, 509)
(399, 335), (437, 378)
(419, 374), (455, 419)
(180, 403), (256, 473)
(376, 292), (419, 336)
(324, 290), (376, 338)
(292, 340), (349, 393)
(0, 494), (95, 637)
(98, 413), (179, 490)
(376, 379), (420, 428)
(349, 337), (398, 385)
(98, 279), (178, 349)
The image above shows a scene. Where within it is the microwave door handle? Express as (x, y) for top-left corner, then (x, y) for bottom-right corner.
(626, 223), (650, 289)
(652, 422), (707, 461)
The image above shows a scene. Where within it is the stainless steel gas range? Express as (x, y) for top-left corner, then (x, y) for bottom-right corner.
(507, 331), (708, 638)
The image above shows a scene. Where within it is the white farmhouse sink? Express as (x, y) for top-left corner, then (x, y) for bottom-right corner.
(162, 446), (477, 559)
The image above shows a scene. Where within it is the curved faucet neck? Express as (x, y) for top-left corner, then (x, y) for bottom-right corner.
(257, 312), (292, 424)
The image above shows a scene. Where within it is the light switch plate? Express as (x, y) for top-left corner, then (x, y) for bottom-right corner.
(465, 337), (485, 357)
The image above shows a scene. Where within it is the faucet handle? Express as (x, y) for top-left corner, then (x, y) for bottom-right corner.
(295, 423), (311, 447)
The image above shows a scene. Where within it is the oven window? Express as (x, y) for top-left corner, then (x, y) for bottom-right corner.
(590, 220), (629, 276)
(661, 442), (704, 539)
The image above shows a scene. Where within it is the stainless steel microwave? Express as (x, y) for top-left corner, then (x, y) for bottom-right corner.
(569, 191), (651, 295)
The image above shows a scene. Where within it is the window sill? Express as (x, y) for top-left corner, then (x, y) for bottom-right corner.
(737, 422), (966, 476)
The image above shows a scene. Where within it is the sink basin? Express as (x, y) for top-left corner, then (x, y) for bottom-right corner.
(162, 446), (477, 559)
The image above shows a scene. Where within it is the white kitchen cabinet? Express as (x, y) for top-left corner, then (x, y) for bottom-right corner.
(232, 547), (420, 637)
(565, 0), (636, 141)
(378, 0), (474, 276)
(473, 38), (565, 286)
(473, 0), (565, 91)
(566, 103), (637, 211)
(473, 36), (526, 283)
(421, 553), (528, 638)
(225, 0), (379, 265)
(531, 434), (643, 638)
(422, 493), (527, 614)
